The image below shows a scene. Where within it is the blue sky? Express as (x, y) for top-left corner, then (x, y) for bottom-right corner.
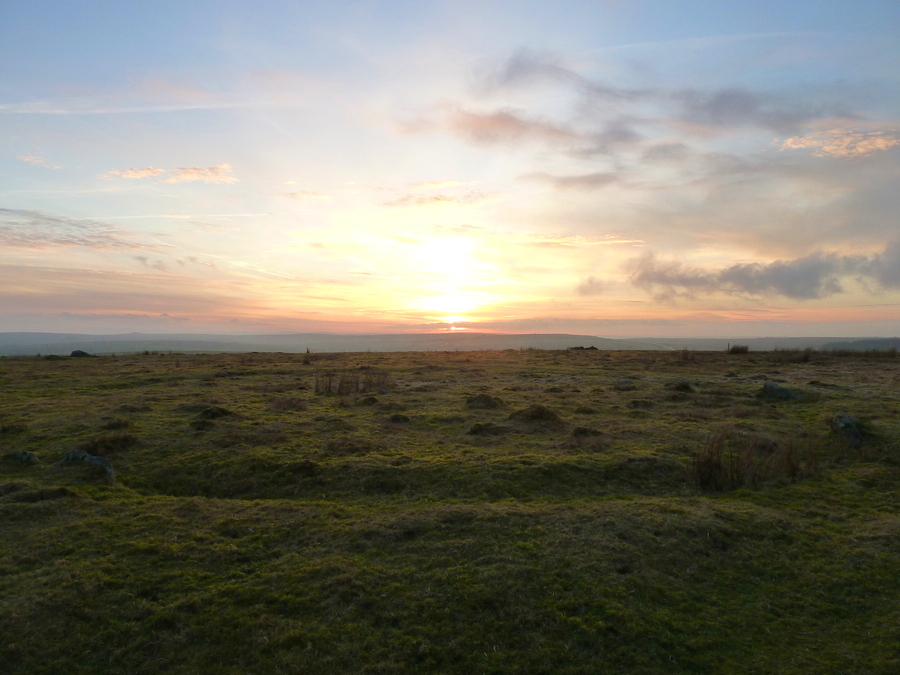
(2, 0), (899, 337)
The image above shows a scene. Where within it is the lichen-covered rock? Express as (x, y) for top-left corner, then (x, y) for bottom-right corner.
(56, 448), (115, 482)
(4, 450), (40, 464)
(614, 379), (636, 391)
(761, 381), (802, 400)
(831, 412), (863, 447)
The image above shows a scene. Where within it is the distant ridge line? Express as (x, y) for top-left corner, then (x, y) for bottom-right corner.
(0, 332), (891, 356)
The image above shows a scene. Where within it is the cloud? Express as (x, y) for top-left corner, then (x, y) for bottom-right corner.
(17, 155), (62, 169)
(103, 167), (166, 179)
(641, 143), (691, 163)
(413, 180), (465, 189)
(281, 191), (331, 200)
(522, 171), (618, 190)
(446, 108), (580, 145)
(0, 209), (145, 250)
(780, 128), (900, 157)
(576, 276), (608, 296)
(165, 164), (239, 184)
(673, 88), (832, 134)
(483, 50), (645, 102)
(382, 192), (490, 207)
(628, 244), (900, 301)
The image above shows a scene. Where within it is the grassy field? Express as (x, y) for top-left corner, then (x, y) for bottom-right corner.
(1, 347), (899, 674)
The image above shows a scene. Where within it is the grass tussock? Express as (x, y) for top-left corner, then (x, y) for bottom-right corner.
(690, 428), (820, 491)
(268, 396), (306, 412)
(75, 431), (139, 456)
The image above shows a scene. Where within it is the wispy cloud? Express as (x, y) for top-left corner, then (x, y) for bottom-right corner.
(446, 108), (580, 145)
(522, 171), (619, 190)
(382, 191), (490, 207)
(0, 208), (147, 250)
(165, 164), (239, 184)
(413, 180), (466, 189)
(576, 276), (608, 296)
(281, 191), (331, 200)
(103, 167), (166, 179)
(17, 155), (62, 169)
(780, 128), (900, 157)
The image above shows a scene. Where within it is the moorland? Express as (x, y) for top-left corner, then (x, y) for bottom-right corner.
(1, 347), (899, 674)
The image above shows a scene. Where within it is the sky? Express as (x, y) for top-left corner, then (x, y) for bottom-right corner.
(2, 0), (899, 338)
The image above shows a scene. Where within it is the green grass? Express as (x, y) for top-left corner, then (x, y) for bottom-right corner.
(1, 349), (899, 673)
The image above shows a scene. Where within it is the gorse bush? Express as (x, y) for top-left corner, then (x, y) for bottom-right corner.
(728, 344), (749, 354)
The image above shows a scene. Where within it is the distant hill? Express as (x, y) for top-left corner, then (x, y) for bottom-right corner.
(0, 332), (892, 356)
(820, 338), (900, 351)
(0, 332), (659, 356)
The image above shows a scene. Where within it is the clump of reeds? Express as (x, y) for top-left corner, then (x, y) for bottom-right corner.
(689, 428), (820, 491)
(315, 370), (393, 395)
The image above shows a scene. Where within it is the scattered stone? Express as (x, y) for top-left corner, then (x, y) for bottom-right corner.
(831, 412), (863, 447)
(761, 381), (802, 401)
(465, 394), (504, 409)
(467, 422), (508, 436)
(388, 413), (411, 424)
(197, 406), (234, 420)
(4, 450), (39, 464)
(56, 448), (115, 482)
(379, 388), (391, 395)
(70, 350), (94, 358)
(614, 379), (636, 392)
